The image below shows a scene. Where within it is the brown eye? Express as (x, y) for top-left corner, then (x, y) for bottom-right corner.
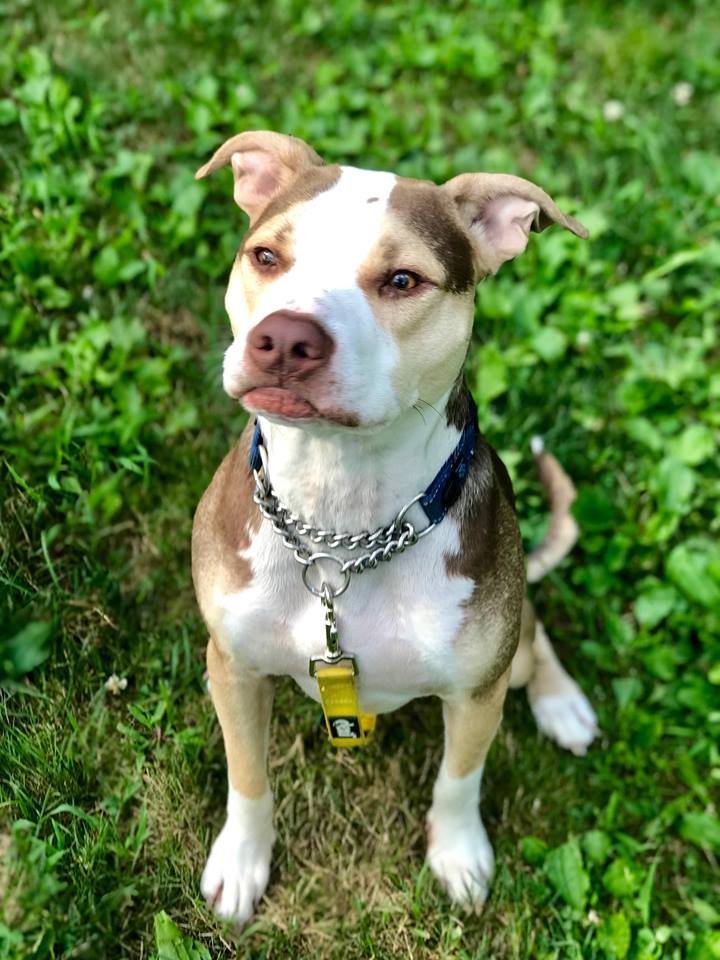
(389, 270), (420, 291)
(254, 247), (277, 267)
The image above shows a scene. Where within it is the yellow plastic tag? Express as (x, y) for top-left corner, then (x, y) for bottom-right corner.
(314, 661), (376, 747)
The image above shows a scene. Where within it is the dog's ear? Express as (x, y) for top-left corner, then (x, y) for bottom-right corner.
(195, 131), (324, 222)
(442, 173), (588, 275)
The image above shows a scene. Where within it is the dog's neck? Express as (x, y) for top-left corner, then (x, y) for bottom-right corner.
(258, 387), (463, 533)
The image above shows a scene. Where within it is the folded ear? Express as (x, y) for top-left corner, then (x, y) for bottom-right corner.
(195, 130), (324, 222)
(442, 172), (588, 275)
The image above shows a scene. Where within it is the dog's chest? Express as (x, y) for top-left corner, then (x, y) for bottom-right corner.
(217, 516), (477, 713)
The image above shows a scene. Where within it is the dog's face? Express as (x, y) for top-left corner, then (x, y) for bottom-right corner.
(197, 132), (586, 431)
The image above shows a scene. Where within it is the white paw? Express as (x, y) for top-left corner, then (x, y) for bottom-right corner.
(530, 688), (598, 756)
(426, 813), (494, 910)
(201, 789), (274, 927)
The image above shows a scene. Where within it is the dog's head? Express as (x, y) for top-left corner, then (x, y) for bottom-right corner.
(197, 131), (587, 431)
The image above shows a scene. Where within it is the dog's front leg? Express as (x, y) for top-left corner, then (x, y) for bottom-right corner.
(201, 636), (275, 926)
(426, 671), (509, 911)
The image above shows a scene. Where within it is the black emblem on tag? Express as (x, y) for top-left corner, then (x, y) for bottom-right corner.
(329, 716), (361, 739)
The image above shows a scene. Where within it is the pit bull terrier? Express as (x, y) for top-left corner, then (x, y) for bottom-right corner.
(191, 131), (598, 925)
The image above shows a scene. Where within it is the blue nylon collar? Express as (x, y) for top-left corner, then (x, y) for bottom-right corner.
(249, 397), (478, 527)
(418, 398), (478, 524)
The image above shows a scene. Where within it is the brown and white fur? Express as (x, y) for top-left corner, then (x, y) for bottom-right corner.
(191, 131), (598, 926)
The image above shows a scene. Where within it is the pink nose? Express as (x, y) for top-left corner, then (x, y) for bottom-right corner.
(246, 311), (333, 379)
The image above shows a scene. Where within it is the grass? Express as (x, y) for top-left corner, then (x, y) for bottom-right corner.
(1, 0), (719, 957)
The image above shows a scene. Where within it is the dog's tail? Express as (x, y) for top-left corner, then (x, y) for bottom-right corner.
(526, 437), (579, 583)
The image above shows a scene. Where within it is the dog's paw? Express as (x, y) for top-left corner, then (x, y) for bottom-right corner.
(426, 814), (494, 911)
(201, 789), (274, 927)
(530, 686), (598, 756)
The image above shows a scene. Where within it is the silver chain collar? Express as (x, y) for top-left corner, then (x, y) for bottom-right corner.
(251, 436), (436, 599)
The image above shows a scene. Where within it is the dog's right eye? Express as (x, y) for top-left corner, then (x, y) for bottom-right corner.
(253, 247), (277, 267)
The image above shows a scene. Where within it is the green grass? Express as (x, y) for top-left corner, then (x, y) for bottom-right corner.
(1, 0), (719, 957)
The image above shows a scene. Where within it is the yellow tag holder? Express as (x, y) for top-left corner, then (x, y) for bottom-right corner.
(311, 658), (376, 747)
(306, 579), (376, 748)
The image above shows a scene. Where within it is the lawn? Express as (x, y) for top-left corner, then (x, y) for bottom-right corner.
(1, 1), (719, 957)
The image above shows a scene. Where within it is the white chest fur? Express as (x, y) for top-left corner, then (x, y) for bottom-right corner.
(216, 511), (475, 714)
(211, 396), (501, 713)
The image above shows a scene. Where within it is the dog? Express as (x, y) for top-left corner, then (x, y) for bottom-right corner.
(191, 131), (598, 925)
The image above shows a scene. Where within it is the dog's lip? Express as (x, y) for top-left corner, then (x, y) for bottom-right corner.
(241, 387), (360, 428)
(242, 386), (320, 420)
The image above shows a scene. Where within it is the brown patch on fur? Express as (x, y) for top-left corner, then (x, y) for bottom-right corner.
(256, 219), (294, 254)
(353, 182), (476, 409)
(195, 130), (325, 224)
(388, 179), (476, 294)
(444, 172), (588, 240)
(355, 234), (403, 300)
(206, 636), (274, 798)
(193, 424), (277, 796)
(442, 669), (510, 778)
(196, 130), (323, 183)
(225, 166), (341, 325)
(191, 421), (260, 632)
(442, 171), (588, 276)
(226, 167), (341, 324)
(315, 406), (360, 428)
(528, 618), (585, 705)
(232, 220), (298, 321)
(357, 221), (475, 408)
(248, 164), (341, 236)
(445, 371), (473, 430)
(508, 597), (537, 689)
(526, 443), (579, 583)
(444, 387), (525, 694)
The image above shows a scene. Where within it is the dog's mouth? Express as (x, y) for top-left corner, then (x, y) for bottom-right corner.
(241, 387), (360, 428)
(242, 386), (319, 420)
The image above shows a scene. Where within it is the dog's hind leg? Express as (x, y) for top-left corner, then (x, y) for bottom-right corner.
(513, 599), (598, 756)
(426, 671), (510, 912)
(510, 439), (598, 754)
(508, 597), (536, 690)
(201, 636), (275, 927)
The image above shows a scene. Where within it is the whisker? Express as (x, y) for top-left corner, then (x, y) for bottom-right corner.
(417, 398), (442, 418)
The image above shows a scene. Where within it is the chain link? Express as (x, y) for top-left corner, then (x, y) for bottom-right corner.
(252, 436), (436, 597)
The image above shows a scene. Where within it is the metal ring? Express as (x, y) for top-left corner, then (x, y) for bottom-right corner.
(258, 442), (269, 475)
(301, 553), (352, 597)
(395, 494), (437, 539)
(393, 493), (424, 527)
(417, 521), (437, 539)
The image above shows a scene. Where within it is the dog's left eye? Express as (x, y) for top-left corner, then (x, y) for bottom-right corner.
(254, 247), (277, 267)
(388, 270), (421, 292)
